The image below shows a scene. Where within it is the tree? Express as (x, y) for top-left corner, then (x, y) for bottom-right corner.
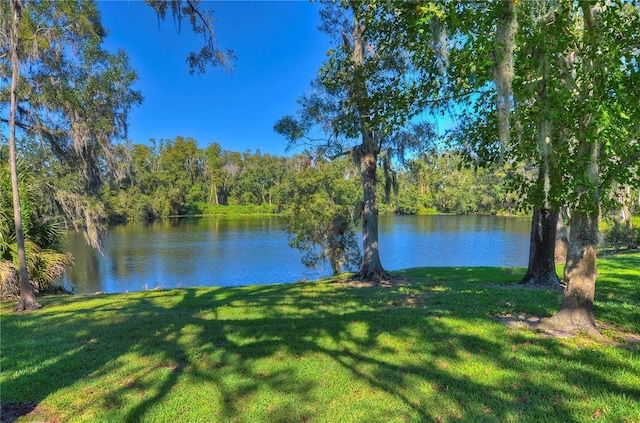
(440, 0), (563, 287)
(538, 1), (640, 336)
(4, 0), (39, 311)
(276, 1), (439, 283)
(0, 147), (73, 300)
(514, 0), (562, 287)
(143, 0), (234, 75)
(2, 0), (233, 310)
(1, 0), (143, 310)
(520, 208), (561, 287)
(204, 142), (225, 206)
(449, 1), (640, 335)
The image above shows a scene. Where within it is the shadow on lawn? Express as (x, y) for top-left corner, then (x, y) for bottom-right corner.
(2, 276), (639, 422)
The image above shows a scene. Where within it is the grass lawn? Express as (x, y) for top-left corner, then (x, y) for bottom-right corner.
(1, 252), (639, 422)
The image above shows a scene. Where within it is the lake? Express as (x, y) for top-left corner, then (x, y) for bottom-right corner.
(62, 215), (531, 294)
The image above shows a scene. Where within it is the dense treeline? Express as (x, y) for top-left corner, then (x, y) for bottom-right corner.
(78, 136), (522, 221)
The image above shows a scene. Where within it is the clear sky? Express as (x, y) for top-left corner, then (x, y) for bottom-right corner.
(97, 0), (331, 156)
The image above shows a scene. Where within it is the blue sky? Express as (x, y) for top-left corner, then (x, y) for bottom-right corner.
(98, 1), (330, 156)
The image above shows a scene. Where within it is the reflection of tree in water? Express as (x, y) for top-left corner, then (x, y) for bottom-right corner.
(62, 232), (102, 294)
(63, 216), (531, 294)
(381, 215), (530, 234)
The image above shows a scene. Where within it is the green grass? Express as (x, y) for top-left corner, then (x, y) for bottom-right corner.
(1, 253), (639, 422)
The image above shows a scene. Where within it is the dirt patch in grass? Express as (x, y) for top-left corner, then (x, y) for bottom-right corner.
(485, 281), (564, 292)
(1, 402), (36, 423)
(597, 321), (640, 349)
(0, 402), (60, 423)
(332, 276), (410, 288)
(494, 314), (640, 348)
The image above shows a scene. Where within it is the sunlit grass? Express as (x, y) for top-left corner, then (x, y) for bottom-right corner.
(1, 252), (639, 422)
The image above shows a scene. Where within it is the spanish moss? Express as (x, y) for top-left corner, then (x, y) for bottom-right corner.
(493, 0), (518, 162)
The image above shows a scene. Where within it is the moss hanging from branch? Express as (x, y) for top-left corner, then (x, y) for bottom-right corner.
(492, 0), (518, 162)
(430, 16), (449, 76)
(55, 191), (106, 253)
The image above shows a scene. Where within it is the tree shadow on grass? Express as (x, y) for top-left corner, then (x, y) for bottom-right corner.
(1, 277), (639, 422)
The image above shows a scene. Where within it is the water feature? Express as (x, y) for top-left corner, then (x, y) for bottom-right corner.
(62, 215), (531, 294)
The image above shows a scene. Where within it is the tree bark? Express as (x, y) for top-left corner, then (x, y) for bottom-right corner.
(354, 144), (388, 282)
(540, 211), (600, 336)
(344, 16), (389, 283)
(555, 212), (568, 264)
(520, 207), (561, 287)
(9, 0), (41, 312)
(626, 205), (636, 249)
(536, 2), (605, 337)
(520, 37), (560, 287)
(621, 185), (636, 249)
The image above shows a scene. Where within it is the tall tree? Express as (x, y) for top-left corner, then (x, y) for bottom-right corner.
(1, 0), (142, 310)
(204, 142), (224, 205)
(2, 0), (233, 310)
(4, 0), (39, 311)
(539, 1), (640, 336)
(441, 0), (564, 287)
(513, 0), (562, 287)
(449, 0), (640, 335)
(276, 1), (439, 282)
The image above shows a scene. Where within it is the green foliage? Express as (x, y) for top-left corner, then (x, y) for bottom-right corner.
(102, 139), (293, 220)
(143, 0), (235, 75)
(448, 1), (640, 213)
(1, 0), (143, 252)
(17, 133), (522, 225)
(383, 152), (518, 216)
(1, 252), (639, 421)
(0, 149), (72, 300)
(600, 215), (640, 251)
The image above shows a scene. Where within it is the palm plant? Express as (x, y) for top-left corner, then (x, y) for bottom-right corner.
(1, 148), (73, 300)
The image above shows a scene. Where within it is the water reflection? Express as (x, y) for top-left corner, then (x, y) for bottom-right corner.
(62, 215), (531, 294)
(378, 215), (530, 268)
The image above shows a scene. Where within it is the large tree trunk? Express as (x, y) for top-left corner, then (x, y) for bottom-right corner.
(521, 41), (560, 287)
(520, 207), (561, 287)
(344, 16), (388, 283)
(540, 211), (600, 336)
(9, 0), (41, 312)
(354, 144), (388, 283)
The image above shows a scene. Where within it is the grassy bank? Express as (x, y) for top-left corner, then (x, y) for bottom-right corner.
(1, 253), (639, 422)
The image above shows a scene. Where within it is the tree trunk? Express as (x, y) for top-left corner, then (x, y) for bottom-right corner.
(626, 205), (636, 249)
(621, 185), (636, 249)
(329, 254), (342, 277)
(355, 144), (388, 283)
(540, 210), (600, 336)
(520, 207), (561, 287)
(521, 43), (560, 287)
(210, 183), (219, 206)
(9, 0), (41, 312)
(555, 212), (568, 264)
(343, 16), (388, 283)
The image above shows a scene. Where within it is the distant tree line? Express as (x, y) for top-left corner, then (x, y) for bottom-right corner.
(61, 136), (521, 221)
(10, 134), (524, 223)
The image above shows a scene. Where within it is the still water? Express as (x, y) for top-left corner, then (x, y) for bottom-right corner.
(62, 215), (531, 294)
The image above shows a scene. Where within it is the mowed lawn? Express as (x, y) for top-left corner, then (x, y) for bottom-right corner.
(1, 252), (639, 422)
